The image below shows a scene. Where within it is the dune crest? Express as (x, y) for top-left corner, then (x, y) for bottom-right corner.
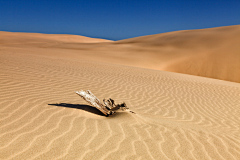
(116, 25), (240, 83)
(0, 31), (112, 45)
(1, 25), (240, 83)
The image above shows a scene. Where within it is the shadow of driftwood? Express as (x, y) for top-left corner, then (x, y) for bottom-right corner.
(48, 103), (106, 116)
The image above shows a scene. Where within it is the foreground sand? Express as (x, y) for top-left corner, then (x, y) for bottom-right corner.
(1, 47), (240, 159)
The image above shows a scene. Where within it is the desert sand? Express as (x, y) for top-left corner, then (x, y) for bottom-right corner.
(0, 26), (240, 160)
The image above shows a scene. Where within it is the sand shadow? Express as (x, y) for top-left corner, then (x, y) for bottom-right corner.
(48, 103), (106, 116)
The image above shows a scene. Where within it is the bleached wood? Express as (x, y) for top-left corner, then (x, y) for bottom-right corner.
(76, 90), (135, 116)
(76, 90), (112, 115)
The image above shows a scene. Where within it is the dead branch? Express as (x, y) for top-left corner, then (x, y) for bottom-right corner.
(75, 90), (135, 116)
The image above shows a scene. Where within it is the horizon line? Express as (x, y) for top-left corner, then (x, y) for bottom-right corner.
(1, 24), (239, 41)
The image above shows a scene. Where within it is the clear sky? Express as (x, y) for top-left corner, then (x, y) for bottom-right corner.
(0, 0), (240, 40)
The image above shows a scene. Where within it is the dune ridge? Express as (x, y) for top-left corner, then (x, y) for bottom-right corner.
(115, 25), (240, 83)
(0, 31), (112, 45)
(0, 49), (240, 159)
(2, 25), (239, 83)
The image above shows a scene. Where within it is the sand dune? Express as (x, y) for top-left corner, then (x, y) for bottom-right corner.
(1, 25), (240, 83)
(1, 26), (240, 159)
(1, 45), (240, 160)
(116, 25), (240, 83)
(0, 31), (112, 45)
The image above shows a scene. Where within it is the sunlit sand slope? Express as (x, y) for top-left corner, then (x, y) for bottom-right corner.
(0, 31), (112, 44)
(1, 25), (240, 83)
(116, 25), (240, 83)
(1, 51), (240, 159)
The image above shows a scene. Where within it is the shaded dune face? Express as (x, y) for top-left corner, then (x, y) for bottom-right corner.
(116, 25), (240, 83)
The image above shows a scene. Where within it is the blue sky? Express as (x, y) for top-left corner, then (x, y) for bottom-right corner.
(0, 0), (240, 40)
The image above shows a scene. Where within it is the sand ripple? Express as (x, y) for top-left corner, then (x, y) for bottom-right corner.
(0, 51), (240, 159)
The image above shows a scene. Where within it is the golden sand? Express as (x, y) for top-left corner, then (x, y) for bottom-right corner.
(0, 26), (240, 159)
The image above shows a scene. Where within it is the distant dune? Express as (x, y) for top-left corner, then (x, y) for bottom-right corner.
(0, 31), (112, 44)
(1, 26), (240, 159)
(116, 25), (240, 83)
(1, 25), (239, 83)
(2, 25), (239, 83)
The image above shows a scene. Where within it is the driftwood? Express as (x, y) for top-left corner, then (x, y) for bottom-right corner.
(75, 90), (135, 116)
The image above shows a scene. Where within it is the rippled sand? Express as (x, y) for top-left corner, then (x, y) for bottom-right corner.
(1, 26), (240, 159)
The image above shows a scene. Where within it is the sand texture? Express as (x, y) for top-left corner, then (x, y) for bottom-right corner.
(1, 26), (240, 159)
(1, 25), (240, 83)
